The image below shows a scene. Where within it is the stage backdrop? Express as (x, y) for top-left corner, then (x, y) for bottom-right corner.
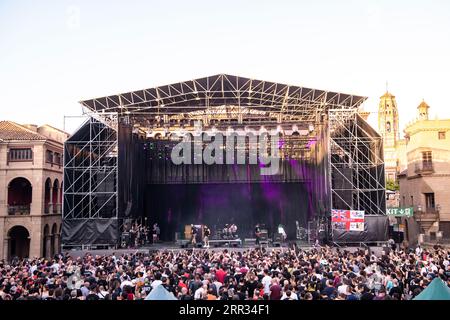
(117, 124), (331, 243)
(145, 182), (311, 241)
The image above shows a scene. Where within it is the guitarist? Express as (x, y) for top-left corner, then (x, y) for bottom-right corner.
(190, 224), (198, 246)
(255, 223), (261, 245)
(203, 225), (211, 248)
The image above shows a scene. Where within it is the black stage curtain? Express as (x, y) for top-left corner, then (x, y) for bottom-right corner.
(62, 219), (118, 245)
(145, 182), (310, 241)
(117, 128), (331, 242)
(332, 215), (389, 242)
(118, 123), (147, 220)
(145, 139), (313, 184)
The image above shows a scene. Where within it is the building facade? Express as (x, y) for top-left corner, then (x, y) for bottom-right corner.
(0, 121), (68, 260)
(398, 103), (450, 242)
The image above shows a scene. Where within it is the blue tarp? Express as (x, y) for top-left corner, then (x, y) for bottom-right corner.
(144, 285), (177, 300)
(414, 277), (450, 300)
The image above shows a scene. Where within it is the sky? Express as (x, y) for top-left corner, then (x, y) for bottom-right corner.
(1, 0), (450, 134)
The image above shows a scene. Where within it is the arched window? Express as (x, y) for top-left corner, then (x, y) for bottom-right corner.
(52, 179), (59, 213)
(8, 177), (32, 215)
(44, 178), (51, 213)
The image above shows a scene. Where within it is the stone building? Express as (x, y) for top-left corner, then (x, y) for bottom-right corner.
(0, 121), (68, 260)
(377, 92), (407, 182)
(398, 102), (450, 243)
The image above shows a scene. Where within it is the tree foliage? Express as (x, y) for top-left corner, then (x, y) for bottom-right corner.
(386, 179), (399, 191)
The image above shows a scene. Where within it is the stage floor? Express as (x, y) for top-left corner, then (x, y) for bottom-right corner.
(63, 241), (386, 259)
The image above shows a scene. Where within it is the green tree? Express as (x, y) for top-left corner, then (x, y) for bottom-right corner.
(386, 179), (399, 191)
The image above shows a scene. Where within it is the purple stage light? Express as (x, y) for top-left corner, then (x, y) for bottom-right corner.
(306, 138), (317, 149)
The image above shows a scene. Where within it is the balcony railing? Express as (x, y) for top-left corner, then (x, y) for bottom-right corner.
(45, 203), (61, 214)
(53, 203), (62, 214)
(415, 162), (434, 174)
(414, 208), (439, 221)
(8, 205), (31, 215)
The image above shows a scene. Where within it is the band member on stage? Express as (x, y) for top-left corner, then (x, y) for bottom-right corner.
(190, 224), (197, 246)
(223, 224), (230, 239)
(230, 224), (237, 238)
(153, 223), (160, 243)
(278, 224), (287, 242)
(136, 225), (141, 247)
(203, 225), (211, 248)
(142, 224), (149, 244)
(255, 223), (261, 245)
(130, 224), (137, 248)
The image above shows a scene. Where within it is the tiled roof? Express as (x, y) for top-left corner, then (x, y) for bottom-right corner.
(0, 121), (47, 141)
(418, 100), (430, 109)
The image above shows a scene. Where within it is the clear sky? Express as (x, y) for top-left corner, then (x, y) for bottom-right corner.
(1, 0), (450, 133)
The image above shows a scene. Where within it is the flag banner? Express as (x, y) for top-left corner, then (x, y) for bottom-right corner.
(386, 207), (414, 217)
(331, 209), (365, 232)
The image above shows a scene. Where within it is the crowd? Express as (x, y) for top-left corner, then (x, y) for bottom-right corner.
(1, 244), (449, 300)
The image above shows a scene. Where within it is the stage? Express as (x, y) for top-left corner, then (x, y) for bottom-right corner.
(62, 74), (388, 249)
(63, 241), (388, 259)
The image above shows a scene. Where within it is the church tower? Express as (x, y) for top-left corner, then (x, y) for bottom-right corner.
(417, 100), (430, 120)
(378, 91), (399, 149)
(378, 91), (400, 181)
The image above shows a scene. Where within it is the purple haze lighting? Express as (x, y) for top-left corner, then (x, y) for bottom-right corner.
(306, 138), (317, 149)
(260, 181), (281, 201)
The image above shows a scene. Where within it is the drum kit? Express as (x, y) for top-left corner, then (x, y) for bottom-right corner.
(215, 223), (238, 240)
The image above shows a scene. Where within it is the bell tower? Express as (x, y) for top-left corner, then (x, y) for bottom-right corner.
(378, 91), (399, 148)
(417, 99), (430, 120)
(378, 91), (400, 181)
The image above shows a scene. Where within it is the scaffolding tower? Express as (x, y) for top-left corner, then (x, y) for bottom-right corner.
(63, 113), (119, 248)
(329, 108), (386, 216)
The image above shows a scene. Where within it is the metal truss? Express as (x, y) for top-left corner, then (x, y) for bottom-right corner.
(328, 109), (386, 216)
(63, 116), (118, 220)
(79, 74), (366, 124)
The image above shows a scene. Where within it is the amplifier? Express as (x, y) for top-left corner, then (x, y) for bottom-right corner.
(121, 232), (131, 247)
(259, 229), (268, 241)
(273, 232), (283, 242)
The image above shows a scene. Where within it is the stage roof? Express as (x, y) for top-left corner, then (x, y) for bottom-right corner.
(79, 74), (367, 122)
